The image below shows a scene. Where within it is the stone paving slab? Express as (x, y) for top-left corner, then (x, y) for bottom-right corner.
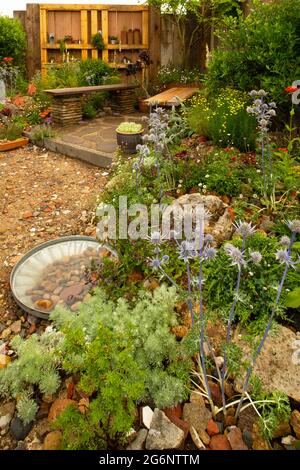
(29, 113), (146, 168)
(57, 114), (145, 160)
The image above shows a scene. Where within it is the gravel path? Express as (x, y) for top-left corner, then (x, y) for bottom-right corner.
(0, 145), (108, 338)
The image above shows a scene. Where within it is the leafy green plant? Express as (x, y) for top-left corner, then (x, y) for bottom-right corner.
(0, 121), (23, 141)
(0, 332), (63, 423)
(0, 16), (26, 68)
(31, 124), (55, 142)
(51, 285), (191, 408)
(207, 0), (300, 116)
(91, 32), (105, 51)
(187, 88), (257, 151)
(82, 101), (97, 119)
(54, 324), (145, 450)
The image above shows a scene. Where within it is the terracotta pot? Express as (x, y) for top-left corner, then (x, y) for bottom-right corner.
(0, 137), (29, 152)
(138, 98), (149, 114)
(116, 130), (143, 154)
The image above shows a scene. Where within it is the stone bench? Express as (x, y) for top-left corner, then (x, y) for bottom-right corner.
(45, 84), (138, 126)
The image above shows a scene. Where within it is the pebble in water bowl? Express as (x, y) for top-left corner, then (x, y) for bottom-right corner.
(28, 247), (108, 313)
(10, 237), (116, 318)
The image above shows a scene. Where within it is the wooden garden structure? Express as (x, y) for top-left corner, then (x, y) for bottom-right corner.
(39, 4), (149, 77)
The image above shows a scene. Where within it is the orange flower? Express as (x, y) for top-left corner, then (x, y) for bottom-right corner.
(39, 108), (51, 119)
(3, 57), (14, 62)
(13, 95), (25, 107)
(276, 148), (289, 153)
(285, 85), (298, 93)
(27, 83), (37, 95)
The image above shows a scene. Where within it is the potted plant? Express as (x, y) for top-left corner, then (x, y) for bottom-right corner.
(0, 121), (28, 151)
(116, 122), (143, 154)
(109, 36), (119, 45)
(91, 32), (105, 51)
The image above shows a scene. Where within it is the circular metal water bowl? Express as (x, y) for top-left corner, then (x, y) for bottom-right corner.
(10, 236), (115, 319)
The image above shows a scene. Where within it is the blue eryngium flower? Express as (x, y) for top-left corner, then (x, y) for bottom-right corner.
(249, 251), (262, 264)
(178, 240), (197, 262)
(224, 243), (247, 269)
(233, 220), (256, 238)
(280, 235), (291, 247)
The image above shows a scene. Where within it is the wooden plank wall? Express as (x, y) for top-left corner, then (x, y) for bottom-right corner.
(14, 4), (41, 80)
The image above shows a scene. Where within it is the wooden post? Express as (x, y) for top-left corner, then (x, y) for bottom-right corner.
(91, 10), (98, 59)
(142, 10), (149, 47)
(101, 10), (109, 63)
(149, 7), (161, 82)
(40, 6), (48, 78)
(81, 10), (88, 60)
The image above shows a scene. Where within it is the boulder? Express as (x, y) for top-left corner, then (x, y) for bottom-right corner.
(145, 409), (185, 450)
(209, 434), (231, 450)
(234, 326), (300, 402)
(226, 426), (248, 450)
(183, 401), (212, 436)
(290, 410), (300, 439)
(127, 429), (148, 450)
(171, 193), (233, 244)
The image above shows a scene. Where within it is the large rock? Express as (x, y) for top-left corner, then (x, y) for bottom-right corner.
(171, 193), (233, 244)
(234, 326), (300, 402)
(209, 434), (231, 450)
(226, 426), (248, 450)
(145, 409), (185, 450)
(127, 429), (148, 450)
(183, 401), (212, 436)
(0, 401), (15, 431)
(290, 410), (300, 439)
(10, 416), (33, 441)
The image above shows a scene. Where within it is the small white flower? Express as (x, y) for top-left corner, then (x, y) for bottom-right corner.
(205, 174), (210, 178)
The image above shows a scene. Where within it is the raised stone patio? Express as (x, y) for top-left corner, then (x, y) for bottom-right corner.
(35, 114), (145, 168)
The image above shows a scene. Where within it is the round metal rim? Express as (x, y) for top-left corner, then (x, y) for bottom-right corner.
(10, 235), (107, 320)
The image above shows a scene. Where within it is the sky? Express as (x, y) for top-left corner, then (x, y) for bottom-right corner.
(0, 1), (144, 17)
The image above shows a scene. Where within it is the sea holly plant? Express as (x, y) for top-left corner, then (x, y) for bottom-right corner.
(134, 107), (170, 201)
(235, 219), (300, 417)
(149, 224), (221, 411)
(148, 219), (300, 423)
(247, 90), (276, 196)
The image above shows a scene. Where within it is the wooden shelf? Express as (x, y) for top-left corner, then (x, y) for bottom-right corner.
(42, 43), (93, 49)
(107, 44), (148, 50)
(108, 63), (131, 69)
(40, 5), (149, 78)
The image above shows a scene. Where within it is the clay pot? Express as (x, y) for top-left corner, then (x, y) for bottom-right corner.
(0, 137), (29, 152)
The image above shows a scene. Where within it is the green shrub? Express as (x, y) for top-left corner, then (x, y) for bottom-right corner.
(155, 65), (203, 87)
(51, 285), (192, 408)
(0, 332), (63, 423)
(82, 101), (97, 119)
(203, 232), (300, 336)
(54, 324), (145, 450)
(187, 88), (257, 151)
(207, 0), (300, 116)
(78, 59), (120, 86)
(41, 60), (120, 89)
(0, 17), (26, 68)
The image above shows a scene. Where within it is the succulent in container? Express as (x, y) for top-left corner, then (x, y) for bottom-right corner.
(116, 122), (143, 154)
